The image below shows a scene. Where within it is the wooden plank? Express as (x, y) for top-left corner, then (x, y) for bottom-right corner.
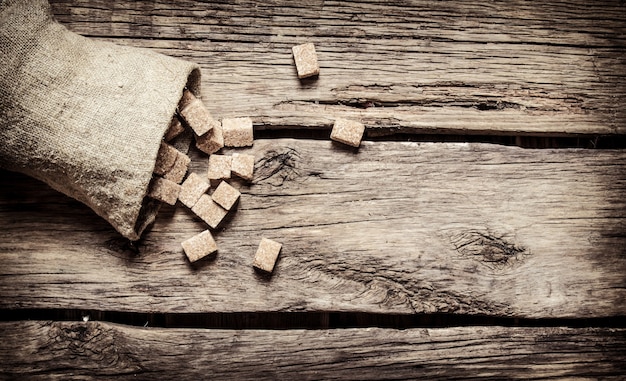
(0, 140), (625, 317)
(1, 321), (625, 379)
(47, 0), (626, 136)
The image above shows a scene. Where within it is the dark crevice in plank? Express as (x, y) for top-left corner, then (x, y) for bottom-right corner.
(78, 34), (207, 42)
(74, 33), (626, 50)
(253, 129), (626, 149)
(2, 309), (625, 330)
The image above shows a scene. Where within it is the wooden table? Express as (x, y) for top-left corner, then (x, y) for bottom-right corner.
(2, 1), (626, 379)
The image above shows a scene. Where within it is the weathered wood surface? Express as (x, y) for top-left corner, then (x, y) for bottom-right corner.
(0, 321), (624, 380)
(48, 0), (626, 136)
(1, 140), (625, 318)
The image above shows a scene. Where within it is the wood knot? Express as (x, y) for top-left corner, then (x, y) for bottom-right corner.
(49, 322), (141, 371)
(255, 147), (302, 186)
(450, 230), (528, 271)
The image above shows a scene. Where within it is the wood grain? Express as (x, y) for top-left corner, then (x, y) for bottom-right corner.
(47, 0), (626, 136)
(0, 321), (625, 380)
(1, 140), (624, 318)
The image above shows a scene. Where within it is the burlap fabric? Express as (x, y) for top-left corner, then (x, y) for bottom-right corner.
(0, 0), (200, 240)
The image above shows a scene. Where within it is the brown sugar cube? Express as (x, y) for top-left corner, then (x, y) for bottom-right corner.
(207, 154), (232, 181)
(147, 176), (181, 206)
(196, 120), (224, 155)
(191, 194), (228, 229)
(253, 238), (282, 274)
(211, 181), (240, 210)
(164, 115), (185, 142)
(222, 117), (253, 147)
(163, 151), (191, 184)
(330, 118), (365, 148)
(153, 142), (178, 175)
(181, 230), (218, 263)
(292, 43), (320, 79)
(179, 172), (210, 208)
(178, 89), (214, 136)
(231, 153), (255, 181)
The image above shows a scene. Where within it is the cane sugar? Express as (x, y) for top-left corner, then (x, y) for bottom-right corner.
(164, 115), (185, 142)
(181, 230), (218, 263)
(196, 120), (224, 155)
(292, 43), (320, 79)
(191, 194), (228, 229)
(330, 118), (365, 148)
(211, 181), (240, 211)
(153, 142), (178, 176)
(222, 117), (253, 147)
(231, 153), (255, 181)
(164, 151), (191, 184)
(179, 172), (210, 208)
(207, 154), (232, 181)
(178, 89), (214, 136)
(253, 238), (283, 274)
(147, 176), (181, 206)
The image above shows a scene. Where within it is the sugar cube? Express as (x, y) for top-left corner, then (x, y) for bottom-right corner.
(179, 172), (210, 208)
(330, 118), (365, 148)
(178, 89), (214, 136)
(292, 43), (320, 79)
(191, 194), (228, 229)
(147, 176), (181, 206)
(211, 181), (240, 210)
(153, 142), (178, 176)
(253, 238), (283, 274)
(231, 153), (255, 181)
(207, 154), (232, 181)
(222, 117), (253, 147)
(164, 115), (185, 142)
(163, 151), (191, 184)
(181, 230), (218, 263)
(196, 120), (224, 155)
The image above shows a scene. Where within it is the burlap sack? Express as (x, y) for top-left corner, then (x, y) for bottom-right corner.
(0, 0), (200, 240)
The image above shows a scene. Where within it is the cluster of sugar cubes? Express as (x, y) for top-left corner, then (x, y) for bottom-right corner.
(148, 43), (368, 276)
(146, 89), (282, 274)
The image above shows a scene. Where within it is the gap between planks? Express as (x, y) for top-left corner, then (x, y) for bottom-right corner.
(2, 309), (626, 330)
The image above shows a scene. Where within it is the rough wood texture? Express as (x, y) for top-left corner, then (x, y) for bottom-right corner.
(0, 321), (624, 380)
(1, 140), (624, 317)
(47, 0), (626, 136)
